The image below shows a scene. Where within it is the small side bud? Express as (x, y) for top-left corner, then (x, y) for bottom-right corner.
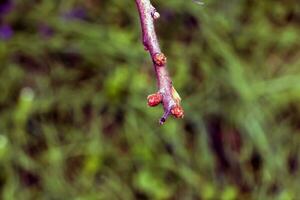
(151, 11), (160, 20)
(147, 93), (162, 107)
(153, 53), (167, 66)
(171, 105), (184, 118)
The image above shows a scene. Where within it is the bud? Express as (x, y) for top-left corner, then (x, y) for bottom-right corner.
(147, 93), (162, 107)
(171, 105), (184, 118)
(153, 53), (167, 66)
(152, 11), (160, 20)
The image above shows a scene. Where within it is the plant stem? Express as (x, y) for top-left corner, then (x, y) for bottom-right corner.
(135, 0), (183, 124)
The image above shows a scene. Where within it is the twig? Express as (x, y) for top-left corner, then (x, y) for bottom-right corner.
(135, 0), (184, 124)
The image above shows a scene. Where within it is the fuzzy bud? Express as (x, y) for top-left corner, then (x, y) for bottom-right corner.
(147, 93), (162, 107)
(153, 53), (167, 66)
(171, 105), (184, 118)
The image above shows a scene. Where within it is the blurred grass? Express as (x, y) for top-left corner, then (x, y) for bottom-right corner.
(0, 0), (300, 199)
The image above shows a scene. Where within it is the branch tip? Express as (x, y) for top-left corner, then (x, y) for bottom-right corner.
(135, 0), (184, 124)
(159, 107), (172, 125)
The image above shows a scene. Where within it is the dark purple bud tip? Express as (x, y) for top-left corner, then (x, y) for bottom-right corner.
(159, 108), (172, 125)
(159, 117), (166, 125)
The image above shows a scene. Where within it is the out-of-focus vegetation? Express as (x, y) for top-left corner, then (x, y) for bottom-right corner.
(0, 0), (299, 199)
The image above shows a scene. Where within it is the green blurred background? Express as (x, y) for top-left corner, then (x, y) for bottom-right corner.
(0, 0), (299, 199)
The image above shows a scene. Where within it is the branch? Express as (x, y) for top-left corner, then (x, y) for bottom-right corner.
(135, 0), (184, 124)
